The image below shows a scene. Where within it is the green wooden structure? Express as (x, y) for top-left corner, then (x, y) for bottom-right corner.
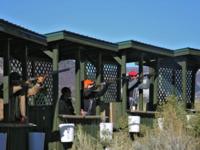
(118, 41), (200, 110)
(118, 41), (200, 128)
(1, 19), (200, 149)
(0, 19), (48, 150)
(45, 30), (120, 150)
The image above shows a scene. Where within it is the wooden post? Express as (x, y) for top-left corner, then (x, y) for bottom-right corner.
(52, 47), (59, 107)
(121, 54), (127, 115)
(96, 53), (102, 115)
(49, 45), (60, 150)
(75, 48), (85, 115)
(148, 67), (155, 111)
(3, 39), (12, 121)
(180, 60), (187, 104)
(191, 68), (198, 108)
(21, 45), (29, 118)
(153, 58), (159, 107)
(139, 56), (144, 111)
(172, 68), (176, 96)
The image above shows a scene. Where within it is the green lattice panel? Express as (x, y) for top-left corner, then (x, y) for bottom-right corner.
(186, 70), (192, 103)
(85, 62), (119, 103)
(175, 69), (183, 100)
(158, 67), (173, 103)
(158, 64), (193, 104)
(103, 63), (118, 103)
(85, 62), (96, 80)
(174, 69), (192, 102)
(10, 58), (53, 106)
(10, 58), (22, 74)
(29, 60), (53, 106)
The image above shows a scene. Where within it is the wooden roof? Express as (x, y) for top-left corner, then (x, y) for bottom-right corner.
(45, 30), (118, 52)
(174, 47), (200, 57)
(0, 19), (46, 46)
(118, 40), (173, 56)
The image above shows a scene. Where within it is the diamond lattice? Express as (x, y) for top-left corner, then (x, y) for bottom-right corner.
(10, 58), (53, 106)
(103, 63), (118, 103)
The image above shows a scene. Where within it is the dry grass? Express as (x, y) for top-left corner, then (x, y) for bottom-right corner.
(71, 125), (103, 150)
(194, 100), (200, 111)
(69, 96), (200, 150)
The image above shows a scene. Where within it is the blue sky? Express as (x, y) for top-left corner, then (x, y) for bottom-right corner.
(1, 0), (200, 50)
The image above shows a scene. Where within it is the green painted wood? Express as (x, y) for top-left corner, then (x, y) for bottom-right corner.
(52, 47), (59, 105)
(58, 115), (101, 139)
(118, 40), (173, 57)
(75, 49), (85, 115)
(113, 55), (122, 65)
(139, 57), (144, 111)
(190, 69), (197, 108)
(141, 117), (154, 128)
(153, 58), (159, 106)
(96, 53), (102, 115)
(21, 45), (29, 117)
(148, 67), (155, 110)
(48, 46), (63, 150)
(3, 39), (13, 122)
(181, 61), (187, 103)
(46, 31), (118, 52)
(0, 123), (36, 150)
(3, 39), (11, 105)
(174, 48), (200, 57)
(44, 50), (53, 59)
(121, 54), (127, 115)
(0, 19), (47, 46)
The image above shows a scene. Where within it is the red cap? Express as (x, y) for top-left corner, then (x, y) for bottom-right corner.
(128, 71), (138, 77)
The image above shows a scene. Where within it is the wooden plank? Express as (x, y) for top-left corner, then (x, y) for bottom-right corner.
(139, 56), (144, 111)
(121, 54), (127, 115)
(58, 114), (106, 120)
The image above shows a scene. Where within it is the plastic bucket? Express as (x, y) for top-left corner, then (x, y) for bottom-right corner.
(100, 123), (113, 140)
(157, 118), (164, 130)
(186, 115), (195, 122)
(0, 133), (7, 150)
(29, 132), (45, 150)
(128, 116), (140, 133)
(59, 123), (75, 142)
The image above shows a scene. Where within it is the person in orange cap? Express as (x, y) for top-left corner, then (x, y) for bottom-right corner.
(81, 79), (110, 116)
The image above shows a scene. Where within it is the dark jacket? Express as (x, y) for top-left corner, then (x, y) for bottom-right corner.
(82, 82), (109, 115)
(59, 95), (75, 115)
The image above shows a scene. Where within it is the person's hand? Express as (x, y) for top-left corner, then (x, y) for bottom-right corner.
(80, 109), (87, 117)
(25, 80), (32, 85)
(36, 75), (46, 84)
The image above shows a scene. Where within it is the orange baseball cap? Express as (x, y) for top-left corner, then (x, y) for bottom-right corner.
(83, 79), (95, 88)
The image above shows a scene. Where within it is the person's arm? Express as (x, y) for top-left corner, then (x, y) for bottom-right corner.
(137, 76), (150, 89)
(128, 79), (139, 89)
(83, 86), (97, 97)
(27, 76), (45, 97)
(13, 85), (23, 93)
(93, 82), (109, 97)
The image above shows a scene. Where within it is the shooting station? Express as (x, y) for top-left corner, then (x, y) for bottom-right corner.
(0, 19), (200, 150)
